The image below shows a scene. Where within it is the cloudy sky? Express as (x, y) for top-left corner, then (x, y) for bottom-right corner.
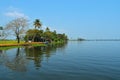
(0, 0), (120, 39)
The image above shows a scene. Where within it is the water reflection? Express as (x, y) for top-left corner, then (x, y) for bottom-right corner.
(25, 43), (67, 69)
(0, 48), (27, 72)
(0, 43), (67, 71)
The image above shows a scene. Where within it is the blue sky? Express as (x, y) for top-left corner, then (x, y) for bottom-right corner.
(0, 0), (120, 39)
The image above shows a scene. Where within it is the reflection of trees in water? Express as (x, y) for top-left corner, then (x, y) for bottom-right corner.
(0, 48), (28, 72)
(0, 42), (67, 71)
(24, 42), (67, 69)
(0, 50), (6, 64)
(25, 46), (44, 69)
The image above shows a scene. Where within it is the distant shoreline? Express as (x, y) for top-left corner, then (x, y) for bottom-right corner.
(69, 39), (120, 41)
(86, 39), (120, 41)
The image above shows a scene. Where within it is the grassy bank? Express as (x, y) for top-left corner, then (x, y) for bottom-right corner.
(0, 40), (67, 47)
(0, 46), (21, 50)
(0, 40), (24, 44)
(0, 40), (46, 47)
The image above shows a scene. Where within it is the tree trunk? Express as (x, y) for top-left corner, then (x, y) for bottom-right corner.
(32, 34), (36, 42)
(17, 35), (20, 43)
(16, 48), (20, 57)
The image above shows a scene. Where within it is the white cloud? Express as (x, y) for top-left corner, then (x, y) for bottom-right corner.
(5, 6), (29, 19)
(5, 11), (29, 19)
(7, 6), (20, 12)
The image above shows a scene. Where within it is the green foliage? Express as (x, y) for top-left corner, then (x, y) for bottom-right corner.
(25, 29), (43, 42)
(1, 18), (68, 46)
(0, 46), (21, 50)
(0, 26), (3, 30)
(31, 43), (46, 47)
(34, 19), (42, 29)
(25, 27), (68, 43)
(24, 19), (68, 43)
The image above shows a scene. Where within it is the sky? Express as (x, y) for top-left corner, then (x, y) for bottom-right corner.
(0, 0), (120, 39)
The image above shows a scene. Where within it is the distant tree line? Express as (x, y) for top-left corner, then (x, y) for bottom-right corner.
(77, 38), (85, 41)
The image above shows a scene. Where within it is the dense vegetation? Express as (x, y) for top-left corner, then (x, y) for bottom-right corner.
(0, 18), (68, 44)
(24, 19), (68, 43)
(24, 27), (68, 43)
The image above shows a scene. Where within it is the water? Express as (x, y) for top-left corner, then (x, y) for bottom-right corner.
(0, 41), (120, 80)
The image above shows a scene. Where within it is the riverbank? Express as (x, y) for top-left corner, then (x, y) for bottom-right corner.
(0, 40), (68, 47)
(0, 42), (46, 47)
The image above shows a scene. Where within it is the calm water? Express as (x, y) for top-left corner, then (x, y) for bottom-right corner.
(0, 41), (120, 80)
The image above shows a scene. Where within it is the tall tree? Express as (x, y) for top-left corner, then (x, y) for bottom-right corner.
(26, 29), (43, 42)
(34, 19), (42, 29)
(45, 27), (50, 32)
(32, 19), (42, 41)
(6, 17), (28, 43)
(0, 26), (12, 40)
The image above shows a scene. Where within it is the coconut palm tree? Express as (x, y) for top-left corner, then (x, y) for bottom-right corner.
(34, 19), (42, 29)
(32, 19), (42, 42)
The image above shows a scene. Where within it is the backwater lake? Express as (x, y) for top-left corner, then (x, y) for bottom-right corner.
(0, 41), (120, 80)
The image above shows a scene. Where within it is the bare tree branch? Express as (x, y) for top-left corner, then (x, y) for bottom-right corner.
(5, 17), (29, 43)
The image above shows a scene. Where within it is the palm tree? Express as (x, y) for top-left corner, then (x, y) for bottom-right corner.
(32, 19), (42, 42)
(34, 19), (42, 29)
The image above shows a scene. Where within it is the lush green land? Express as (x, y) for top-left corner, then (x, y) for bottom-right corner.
(0, 40), (67, 47)
(0, 19), (68, 47)
(0, 40), (46, 47)
(0, 40), (24, 44)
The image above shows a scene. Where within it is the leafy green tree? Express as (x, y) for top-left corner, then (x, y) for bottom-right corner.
(25, 21), (68, 43)
(25, 29), (43, 42)
(43, 27), (52, 41)
(45, 27), (50, 32)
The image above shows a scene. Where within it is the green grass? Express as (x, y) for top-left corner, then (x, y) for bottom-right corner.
(0, 40), (24, 44)
(51, 41), (67, 45)
(0, 46), (21, 50)
(0, 44), (46, 50)
(31, 43), (46, 46)
(0, 40), (66, 48)
(0, 40), (47, 47)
